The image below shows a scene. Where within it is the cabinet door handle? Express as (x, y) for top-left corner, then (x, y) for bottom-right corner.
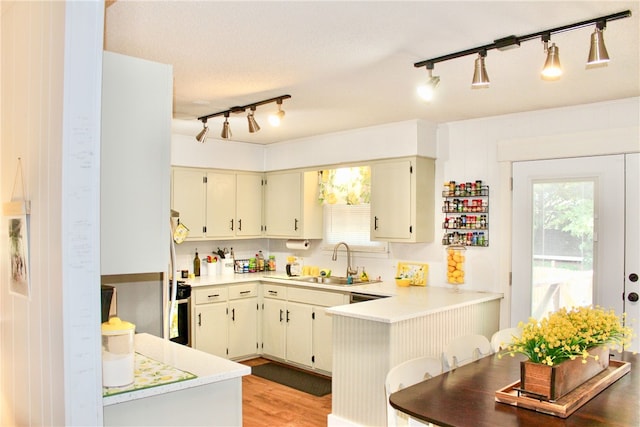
(198, 313), (201, 326)
(374, 216), (379, 230)
(286, 310), (290, 323)
(269, 290), (278, 296)
(208, 294), (220, 299)
(240, 290), (251, 295)
(238, 219), (242, 231)
(230, 219), (234, 231)
(294, 218), (299, 231)
(232, 308), (235, 321)
(279, 309), (283, 322)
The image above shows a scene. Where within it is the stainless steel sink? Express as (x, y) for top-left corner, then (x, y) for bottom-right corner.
(298, 276), (378, 286)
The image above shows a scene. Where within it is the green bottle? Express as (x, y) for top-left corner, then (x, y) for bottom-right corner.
(194, 249), (201, 277)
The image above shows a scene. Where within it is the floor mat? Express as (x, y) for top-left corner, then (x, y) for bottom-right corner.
(251, 363), (331, 397)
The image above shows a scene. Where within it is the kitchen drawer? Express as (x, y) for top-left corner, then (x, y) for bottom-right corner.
(229, 282), (258, 300)
(262, 283), (287, 300)
(287, 286), (348, 307)
(194, 286), (228, 305)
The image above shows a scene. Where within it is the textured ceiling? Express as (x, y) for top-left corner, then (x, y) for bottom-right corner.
(105, 1), (640, 144)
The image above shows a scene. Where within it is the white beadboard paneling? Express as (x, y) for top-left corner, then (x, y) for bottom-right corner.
(1, 1), (104, 426)
(331, 299), (500, 426)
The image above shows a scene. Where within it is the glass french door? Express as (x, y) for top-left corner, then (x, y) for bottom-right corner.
(511, 155), (627, 327)
(529, 179), (596, 319)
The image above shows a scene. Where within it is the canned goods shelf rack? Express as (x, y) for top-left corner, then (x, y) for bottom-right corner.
(441, 180), (489, 247)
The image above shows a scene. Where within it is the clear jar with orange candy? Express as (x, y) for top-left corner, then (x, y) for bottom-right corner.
(446, 245), (466, 289)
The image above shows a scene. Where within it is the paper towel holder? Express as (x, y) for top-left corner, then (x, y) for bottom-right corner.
(286, 239), (310, 250)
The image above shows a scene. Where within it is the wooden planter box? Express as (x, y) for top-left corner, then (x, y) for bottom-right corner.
(520, 346), (609, 401)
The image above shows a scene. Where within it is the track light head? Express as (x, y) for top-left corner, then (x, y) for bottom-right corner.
(268, 100), (286, 127)
(247, 108), (261, 133)
(221, 114), (232, 139)
(195, 120), (209, 143)
(587, 25), (610, 67)
(417, 67), (440, 101)
(541, 41), (562, 80)
(471, 52), (490, 89)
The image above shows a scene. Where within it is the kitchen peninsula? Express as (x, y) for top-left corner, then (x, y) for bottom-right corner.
(186, 273), (502, 426)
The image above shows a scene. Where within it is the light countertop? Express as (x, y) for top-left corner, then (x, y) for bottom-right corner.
(184, 273), (503, 324)
(103, 333), (250, 406)
(326, 286), (502, 323)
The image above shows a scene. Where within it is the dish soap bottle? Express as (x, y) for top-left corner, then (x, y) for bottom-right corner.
(194, 249), (201, 277)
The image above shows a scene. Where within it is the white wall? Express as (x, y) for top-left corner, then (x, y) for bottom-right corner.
(1, 1), (104, 425)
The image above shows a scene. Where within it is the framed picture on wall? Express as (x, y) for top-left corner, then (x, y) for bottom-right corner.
(4, 201), (31, 298)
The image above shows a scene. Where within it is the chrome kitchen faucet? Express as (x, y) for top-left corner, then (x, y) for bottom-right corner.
(332, 241), (358, 278)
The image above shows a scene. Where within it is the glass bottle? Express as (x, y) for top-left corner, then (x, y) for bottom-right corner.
(194, 249), (201, 277)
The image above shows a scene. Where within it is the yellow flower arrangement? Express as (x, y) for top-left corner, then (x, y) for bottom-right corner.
(501, 306), (633, 366)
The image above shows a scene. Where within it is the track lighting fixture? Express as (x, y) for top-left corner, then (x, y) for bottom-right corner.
(195, 95), (291, 142)
(417, 66), (440, 101)
(541, 34), (562, 80)
(471, 52), (490, 89)
(587, 23), (610, 67)
(195, 120), (209, 143)
(413, 10), (630, 92)
(220, 113), (232, 139)
(247, 107), (260, 133)
(268, 100), (286, 127)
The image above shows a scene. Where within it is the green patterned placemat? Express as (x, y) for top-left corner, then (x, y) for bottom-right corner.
(103, 352), (197, 397)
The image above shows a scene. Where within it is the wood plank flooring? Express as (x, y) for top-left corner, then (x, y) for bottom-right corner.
(241, 358), (332, 427)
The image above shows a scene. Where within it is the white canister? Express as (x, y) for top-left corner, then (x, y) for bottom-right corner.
(208, 260), (219, 276)
(221, 258), (235, 275)
(101, 317), (136, 388)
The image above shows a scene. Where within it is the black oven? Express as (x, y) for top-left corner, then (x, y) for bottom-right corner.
(170, 281), (191, 346)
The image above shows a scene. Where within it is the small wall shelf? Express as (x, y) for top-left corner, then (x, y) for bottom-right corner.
(441, 181), (489, 247)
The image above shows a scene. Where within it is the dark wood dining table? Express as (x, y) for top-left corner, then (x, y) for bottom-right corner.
(389, 351), (637, 427)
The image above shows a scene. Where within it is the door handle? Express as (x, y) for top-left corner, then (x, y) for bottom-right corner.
(286, 310), (290, 323)
(294, 218), (299, 231)
(232, 308), (235, 321)
(238, 219), (242, 231)
(628, 292), (639, 302)
(279, 309), (283, 322)
(198, 313), (201, 326)
(374, 216), (379, 230)
(230, 219), (234, 230)
(629, 273), (638, 283)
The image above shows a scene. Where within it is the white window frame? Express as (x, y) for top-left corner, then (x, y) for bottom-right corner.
(320, 203), (388, 255)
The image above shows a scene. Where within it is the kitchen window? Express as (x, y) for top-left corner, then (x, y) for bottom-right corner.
(319, 166), (387, 254)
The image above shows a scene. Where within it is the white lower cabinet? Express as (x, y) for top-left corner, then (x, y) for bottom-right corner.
(261, 283), (348, 373)
(192, 283), (258, 360)
(228, 288), (259, 359)
(192, 281), (346, 372)
(312, 306), (334, 372)
(262, 297), (286, 359)
(284, 301), (313, 367)
(193, 288), (228, 358)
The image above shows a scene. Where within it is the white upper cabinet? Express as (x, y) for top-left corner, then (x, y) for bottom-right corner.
(101, 51), (172, 275)
(172, 168), (207, 239)
(264, 171), (322, 239)
(370, 157), (435, 242)
(235, 173), (263, 237)
(172, 168), (263, 240)
(205, 171), (237, 238)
